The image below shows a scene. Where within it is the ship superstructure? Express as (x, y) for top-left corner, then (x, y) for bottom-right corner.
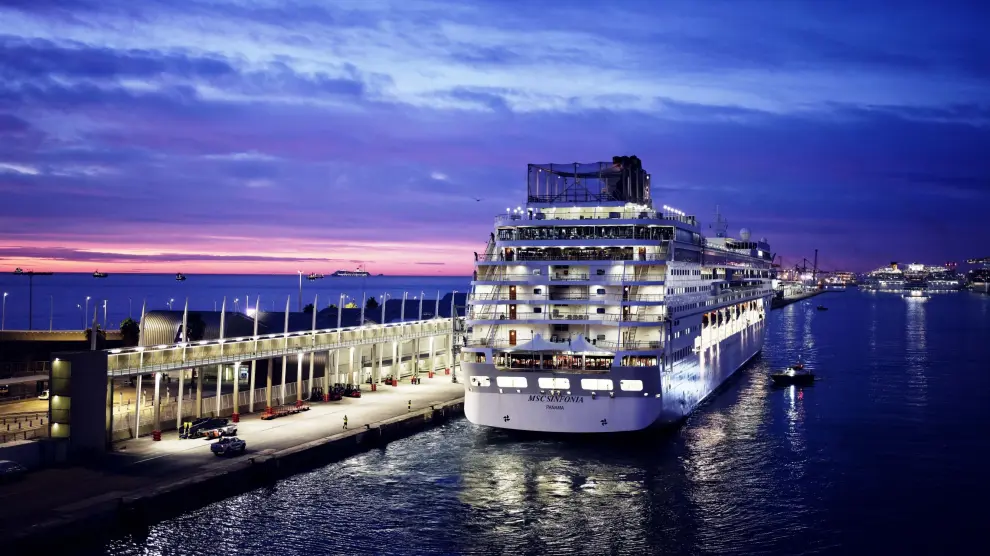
(460, 157), (775, 432)
(864, 262), (962, 291)
(967, 257), (990, 293)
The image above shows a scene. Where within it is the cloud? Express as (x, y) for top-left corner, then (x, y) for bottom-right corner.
(0, 0), (988, 272)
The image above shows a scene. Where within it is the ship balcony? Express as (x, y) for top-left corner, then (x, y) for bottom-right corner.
(468, 290), (666, 305)
(477, 246), (669, 263)
(494, 210), (698, 228)
(466, 311), (667, 325)
(463, 337), (662, 353)
(471, 271), (667, 285)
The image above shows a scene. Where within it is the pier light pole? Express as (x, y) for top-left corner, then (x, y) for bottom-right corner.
(76, 304), (82, 329)
(10, 269), (54, 330)
(103, 300), (107, 329)
(168, 298), (174, 310)
(49, 295), (53, 331)
(419, 291), (424, 320)
(450, 290), (458, 382)
(84, 296), (90, 327)
(129, 298), (132, 318)
(1, 292), (6, 331)
(380, 293), (390, 325)
(298, 270), (303, 312)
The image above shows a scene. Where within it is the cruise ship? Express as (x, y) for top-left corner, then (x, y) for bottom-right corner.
(862, 263), (906, 291)
(461, 157), (775, 433)
(967, 257), (990, 293)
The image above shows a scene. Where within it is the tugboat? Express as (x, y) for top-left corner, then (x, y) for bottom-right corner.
(176, 272), (187, 281)
(93, 270), (108, 278)
(770, 360), (816, 386)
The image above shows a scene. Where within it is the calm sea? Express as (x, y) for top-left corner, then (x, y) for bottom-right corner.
(0, 274), (471, 331)
(84, 290), (990, 554)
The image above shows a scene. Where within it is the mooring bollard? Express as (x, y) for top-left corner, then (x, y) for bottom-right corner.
(407, 400), (412, 411)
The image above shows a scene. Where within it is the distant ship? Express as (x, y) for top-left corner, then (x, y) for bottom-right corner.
(307, 272), (325, 280)
(93, 270), (108, 278)
(331, 270), (372, 277)
(176, 273), (187, 281)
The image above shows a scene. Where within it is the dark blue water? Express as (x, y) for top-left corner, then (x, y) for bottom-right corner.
(98, 290), (989, 555)
(0, 274), (470, 330)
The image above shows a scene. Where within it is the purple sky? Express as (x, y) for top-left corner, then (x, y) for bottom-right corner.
(1, 0), (988, 274)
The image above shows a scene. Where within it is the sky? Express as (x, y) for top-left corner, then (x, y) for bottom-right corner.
(0, 0), (988, 275)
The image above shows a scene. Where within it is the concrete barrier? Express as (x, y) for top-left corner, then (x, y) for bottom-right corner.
(7, 398), (465, 552)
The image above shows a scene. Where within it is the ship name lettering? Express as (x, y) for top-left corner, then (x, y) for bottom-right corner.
(527, 395), (584, 404)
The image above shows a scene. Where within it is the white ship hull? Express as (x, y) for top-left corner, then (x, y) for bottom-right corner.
(463, 319), (766, 433)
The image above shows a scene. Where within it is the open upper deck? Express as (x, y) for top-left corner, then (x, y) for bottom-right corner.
(528, 156), (650, 206)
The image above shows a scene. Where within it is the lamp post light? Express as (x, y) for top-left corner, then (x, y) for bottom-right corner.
(450, 290), (459, 382)
(84, 296), (91, 326)
(298, 270), (304, 312)
(380, 293), (390, 324)
(234, 298), (239, 312)
(168, 298), (174, 310)
(1, 292), (7, 331)
(103, 300), (107, 329)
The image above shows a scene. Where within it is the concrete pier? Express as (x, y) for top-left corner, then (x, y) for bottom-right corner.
(2, 379), (465, 551)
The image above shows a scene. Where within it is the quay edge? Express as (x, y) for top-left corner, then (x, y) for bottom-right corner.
(6, 397), (465, 554)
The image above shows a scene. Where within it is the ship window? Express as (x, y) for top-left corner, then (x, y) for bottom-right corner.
(619, 380), (644, 391)
(533, 288), (542, 294)
(470, 376), (491, 387)
(538, 377), (571, 389)
(597, 288), (606, 294)
(597, 269), (606, 275)
(533, 307), (542, 313)
(596, 307), (605, 314)
(496, 376), (528, 388)
(581, 378), (614, 391)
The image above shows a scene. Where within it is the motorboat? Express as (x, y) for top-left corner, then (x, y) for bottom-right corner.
(770, 363), (815, 386)
(176, 273), (187, 281)
(816, 305), (828, 311)
(93, 270), (108, 278)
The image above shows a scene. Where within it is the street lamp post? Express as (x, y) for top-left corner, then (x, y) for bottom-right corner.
(84, 296), (90, 328)
(129, 298), (133, 318)
(450, 290), (458, 382)
(298, 271), (303, 312)
(49, 295), (53, 331)
(103, 300), (107, 329)
(10, 269), (54, 330)
(380, 293), (390, 324)
(1, 292), (7, 331)
(168, 298), (174, 310)
(76, 304), (83, 329)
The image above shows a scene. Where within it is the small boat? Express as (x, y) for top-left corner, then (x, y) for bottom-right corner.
(93, 270), (108, 278)
(307, 272), (324, 280)
(176, 273), (187, 281)
(14, 267), (23, 274)
(902, 290), (930, 300)
(816, 305), (828, 311)
(770, 363), (815, 386)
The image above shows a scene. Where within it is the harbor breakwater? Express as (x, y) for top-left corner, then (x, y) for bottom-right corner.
(8, 398), (465, 553)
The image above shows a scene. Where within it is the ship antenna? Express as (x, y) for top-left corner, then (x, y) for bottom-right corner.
(714, 205), (728, 238)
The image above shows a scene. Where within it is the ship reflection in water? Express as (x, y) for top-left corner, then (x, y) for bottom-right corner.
(100, 291), (990, 556)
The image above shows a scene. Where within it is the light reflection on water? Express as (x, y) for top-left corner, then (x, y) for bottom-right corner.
(97, 291), (990, 556)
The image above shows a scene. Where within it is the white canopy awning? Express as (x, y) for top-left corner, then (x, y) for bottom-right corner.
(507, 333), (561, 352)
(569, 334), (614, 354)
